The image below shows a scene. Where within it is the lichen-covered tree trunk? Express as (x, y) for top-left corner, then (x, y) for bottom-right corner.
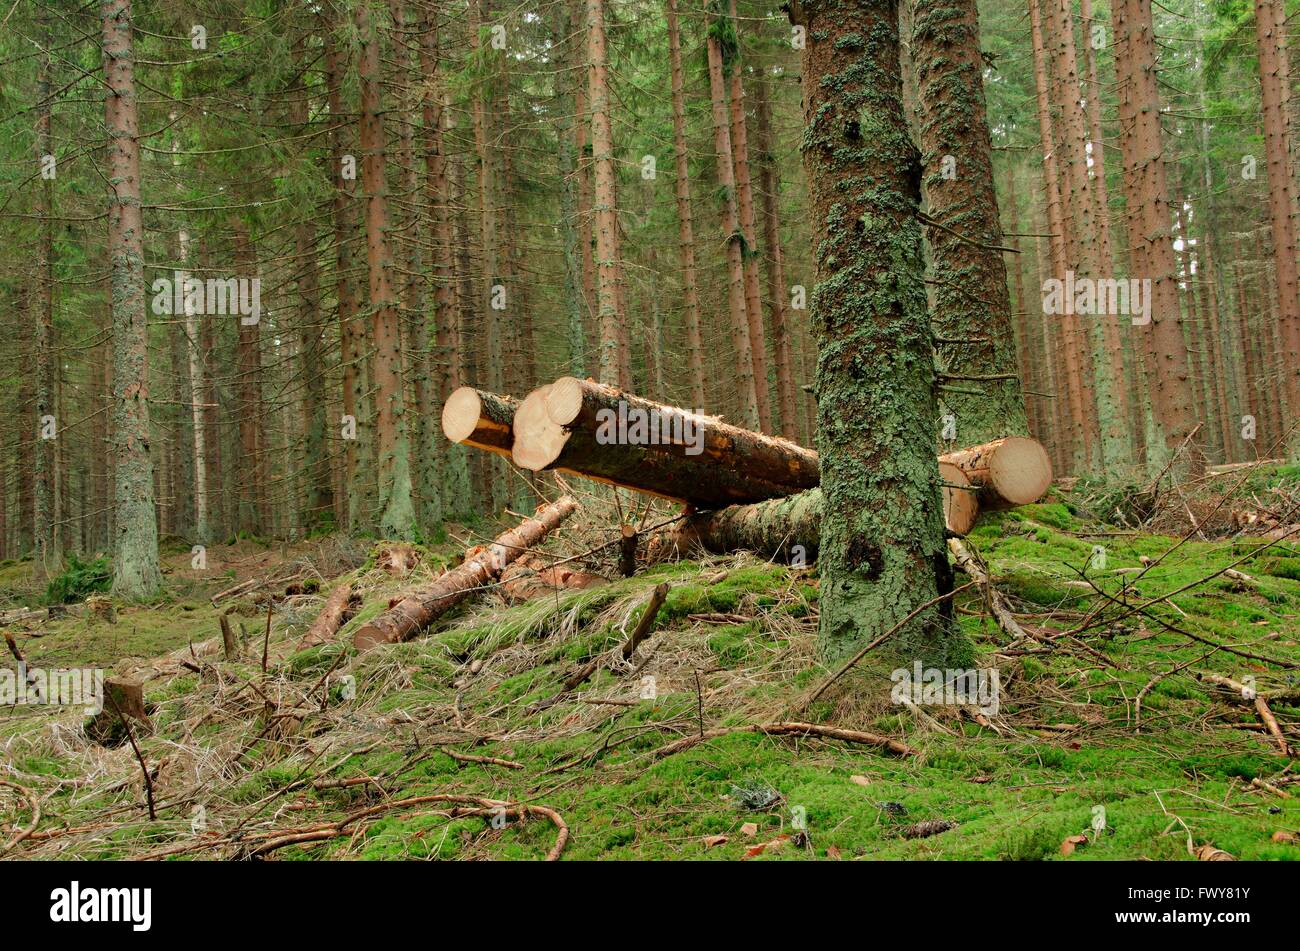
(911, 0), (1027, 448)
(101, 0), (161, 598)
(666, 0), (707, 411)
(791, 0), (968, 665)
(356, 0), (415, 537)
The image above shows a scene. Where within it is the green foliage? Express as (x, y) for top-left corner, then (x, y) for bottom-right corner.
(43, 553), (111, 605)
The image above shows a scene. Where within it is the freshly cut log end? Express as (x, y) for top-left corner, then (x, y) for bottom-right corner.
(512, 385), (572, 472)
(940, 435), (1052, 509)
(442, 386), (517, 458)
(938, 462), (979, 537)
(543, 375), (588, 428)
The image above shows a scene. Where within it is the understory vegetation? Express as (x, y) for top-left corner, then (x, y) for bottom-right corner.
(1, 468), (1298, 861)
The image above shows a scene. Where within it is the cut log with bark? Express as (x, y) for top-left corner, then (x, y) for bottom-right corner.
(352, 496), (579, 651)
(499, 553), (606, 603)
(939, 436), (1052, 509)
(441, 386), (519, 459)
(510, 378), (818, 507)
(298, 582), (362, 650)
(649, 470), (978, 562)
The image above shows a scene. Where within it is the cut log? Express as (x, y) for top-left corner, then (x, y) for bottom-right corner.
(499, 554), (606, 603)
(509, 379), (817, 507)
(510, 384), (570, 472)
(939, 436), (1052, 509)
(352, 496), (579, 651)
(441, 386), (519, 459)
(298, 582), (362, 650)
(650, 475), (977, 563)
(938, 462), (979, 536)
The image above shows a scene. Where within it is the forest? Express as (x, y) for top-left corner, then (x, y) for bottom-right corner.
(0, 0), (1298, 874)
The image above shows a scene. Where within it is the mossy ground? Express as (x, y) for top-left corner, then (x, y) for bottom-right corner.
(1, 474), (1298, 861)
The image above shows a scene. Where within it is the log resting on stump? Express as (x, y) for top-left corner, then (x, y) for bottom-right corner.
(352, 496), (579, 651)
(650, 470), (977, 562)
(441, 386), (519, 459)
(939, 436), (1052, 509)
(510, 377), (819, 507)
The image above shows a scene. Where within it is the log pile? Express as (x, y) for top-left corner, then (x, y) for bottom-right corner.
(443, 380), (1052, 546)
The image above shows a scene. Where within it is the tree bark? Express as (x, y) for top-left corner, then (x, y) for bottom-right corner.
(1111, 0), (1202, 472)
(912, 0), (1028, 444)
(587, 0), (624, 387)
(792, 0), (966, 665)
(1254, 0), (1300, 418)
(706, 14), (760, 428)
(726, 0), (772, 432)
(753, 67), (800, 441)
(356, 0), (416, 536)
(666, 0), (707, 411)
(102, 0), (161, 598)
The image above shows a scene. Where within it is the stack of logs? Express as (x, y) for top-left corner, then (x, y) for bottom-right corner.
(352, 379), (1051, 652)
(444, 377), (1052, 560)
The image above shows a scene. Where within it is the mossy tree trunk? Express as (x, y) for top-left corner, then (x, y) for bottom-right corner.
(791, 0), (968, 665)
(911, 0), (1027, 447)
(101, 0), (161, 598)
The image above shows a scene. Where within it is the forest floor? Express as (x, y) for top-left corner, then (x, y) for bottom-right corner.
(2, 464), (1299, 861)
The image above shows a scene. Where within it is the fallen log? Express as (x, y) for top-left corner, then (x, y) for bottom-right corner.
(512, 379), (817, 507)
(649, 470), (977, 562)
(352, 496), (579, 651)
(297, 582), (362, 650)
(441, 386), (519, 459)
(939, 436), (1052, 509)
(498, 553), (606, 603)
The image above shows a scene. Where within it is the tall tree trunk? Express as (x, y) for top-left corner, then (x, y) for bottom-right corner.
(706, 14), (760, 427)
(792, 0), (968, 666)
(1028, 0), (1085, 470)
(101, 0), (161, 597)
(1043, 0), (1104, 469)
(587, 0), (625, 387)
(753, 68), (800, 441)
(324, 19), (364, 533)
(34, 11), (59, 576)
(666, 0), (706, 411)
(912, 0), (1028, 445)
(421, 12), (469, 520)
(1079, 0), (1133, 463)
(1111, 0), (1202, 472)
(356, 0), (416, 537)
(726, 0), (772, 432)
(1254, 0), (1300, 420)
